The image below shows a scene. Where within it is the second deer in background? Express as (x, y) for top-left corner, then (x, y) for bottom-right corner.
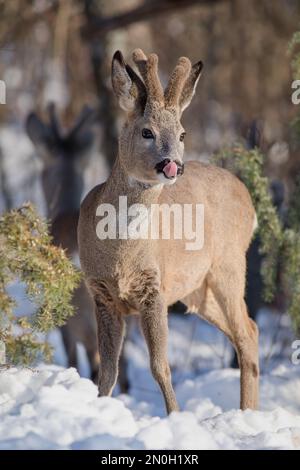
(26, 105), (100, 381)
(25, 105), (129, 391)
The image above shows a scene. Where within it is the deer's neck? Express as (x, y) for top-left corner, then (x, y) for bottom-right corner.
(42, 165), (83, 221)
(106, 157), (163, 207)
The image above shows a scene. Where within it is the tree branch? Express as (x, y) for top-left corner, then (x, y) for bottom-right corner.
(82, 0), (227, 39)
(0, 2), (58, 47)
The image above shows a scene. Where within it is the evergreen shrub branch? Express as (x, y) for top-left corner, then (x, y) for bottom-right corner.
(0, 203), (81, 364)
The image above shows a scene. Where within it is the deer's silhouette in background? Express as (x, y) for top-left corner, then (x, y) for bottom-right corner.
(26, 105), (101, 382)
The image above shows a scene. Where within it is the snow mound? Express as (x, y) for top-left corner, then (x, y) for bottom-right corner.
(0, 365), (299, 450)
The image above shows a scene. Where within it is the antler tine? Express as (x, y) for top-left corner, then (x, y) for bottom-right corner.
(132, 48), (147, 81)
(132, 48), (164, 107)
(69, 106), (96, 138)
(146, 53), (164, 106)
(47, 102), (60, 138)
(165, 57), (191, 110)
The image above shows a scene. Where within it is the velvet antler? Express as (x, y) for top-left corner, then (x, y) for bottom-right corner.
(132, 48), (164, 110)
(164, 57), (191, 111)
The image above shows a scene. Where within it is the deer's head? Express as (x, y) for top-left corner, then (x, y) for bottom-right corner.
(112, 49), (203, 186)
(26, 104), (96, 218)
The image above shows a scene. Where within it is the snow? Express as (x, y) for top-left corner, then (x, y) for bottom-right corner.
(0, 364), (299, 450)
(0, 310), (300, 450)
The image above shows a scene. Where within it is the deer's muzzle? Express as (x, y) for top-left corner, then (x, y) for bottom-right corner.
(155, 159), (184, 179)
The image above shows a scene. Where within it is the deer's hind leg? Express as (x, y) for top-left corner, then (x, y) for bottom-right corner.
(183, 261), (259, 410)
(208, 257), (259, 410)
(182, 282), (232, 339)
(85, 334), (100, 384)
(117, 344), (130, 394)
(71, 282), (100, 383)
(60, 323), (78, 370)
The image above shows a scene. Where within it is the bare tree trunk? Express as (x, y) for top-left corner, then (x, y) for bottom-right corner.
(0, 340), (5, 365)
(0, 146), (13, 211)
(84, 0), (118, 169)
(82, 0), (228, 39)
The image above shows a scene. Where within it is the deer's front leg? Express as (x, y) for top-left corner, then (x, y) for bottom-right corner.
(94, 298), (125, 397)
(140, 294), (179, 414)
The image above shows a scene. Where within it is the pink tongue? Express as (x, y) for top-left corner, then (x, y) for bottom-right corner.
(163, 161), (177, 178)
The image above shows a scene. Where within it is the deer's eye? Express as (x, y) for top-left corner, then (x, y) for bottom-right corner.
(142, 128), (154, 139)
(180, 132), (186, 142)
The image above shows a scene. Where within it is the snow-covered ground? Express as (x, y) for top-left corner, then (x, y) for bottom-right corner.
(0, 309), (300, 450)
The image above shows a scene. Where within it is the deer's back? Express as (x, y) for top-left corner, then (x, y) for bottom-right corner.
(155, 161), (255, 303)
(78, 162), (255, 309)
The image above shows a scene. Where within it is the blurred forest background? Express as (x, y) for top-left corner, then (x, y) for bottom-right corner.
(1, 0), (300, 373)
(1, 0), (300, 212)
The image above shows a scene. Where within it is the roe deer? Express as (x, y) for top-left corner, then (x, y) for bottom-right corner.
(26, 105), (100, 381)
(78, 49), (259, 414)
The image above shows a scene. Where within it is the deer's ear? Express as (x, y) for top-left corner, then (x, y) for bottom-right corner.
(179, 61), (203, 113)
(67, 106), (96, 155)
(112, 50), (146, 113)
(26, 112), (52, 147)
